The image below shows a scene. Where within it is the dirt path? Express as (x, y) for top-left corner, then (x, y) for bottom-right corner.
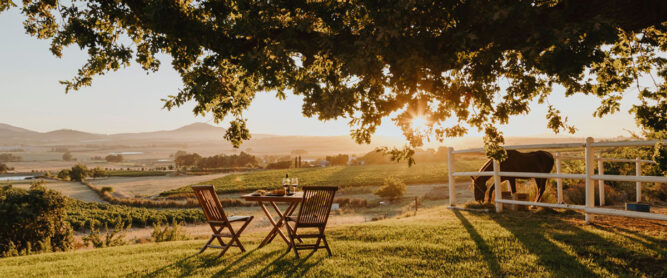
(89, 173), (235, 198)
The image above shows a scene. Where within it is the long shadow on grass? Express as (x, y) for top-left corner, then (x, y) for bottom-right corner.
(591, 223), (667, 254)
(210, 249), (284, 277)
(252, 250), (324, 278)
(135, 248), (280, 278)
(491, 210), (666, 277)
(453, 210), (502, 276)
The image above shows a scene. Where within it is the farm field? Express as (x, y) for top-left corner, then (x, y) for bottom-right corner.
(12, 181), (104, 203)
(1, 206), (664, 277)
(163, 157), (486, 196)
(89, 173), (234, 198)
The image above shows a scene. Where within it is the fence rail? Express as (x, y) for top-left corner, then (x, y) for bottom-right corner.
(447, 137), (666, 223)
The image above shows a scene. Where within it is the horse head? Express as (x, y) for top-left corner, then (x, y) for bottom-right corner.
(472, 176), (487, 202)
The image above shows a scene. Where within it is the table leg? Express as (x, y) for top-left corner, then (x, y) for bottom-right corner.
(258, 201), (290, 248)
(267, 202), (301, 244)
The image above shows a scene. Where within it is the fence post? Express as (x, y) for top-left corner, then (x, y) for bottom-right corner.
(447, 147), (456, 207)
(585, 137), (595, 224)
(636, 157), (642, 203)
(556, 152), (563, 204)
(598, 155), (605, 206)
(493, 159), (503, 213)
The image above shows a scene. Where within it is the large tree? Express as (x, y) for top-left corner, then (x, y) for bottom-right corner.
(2, 0), (666, 161)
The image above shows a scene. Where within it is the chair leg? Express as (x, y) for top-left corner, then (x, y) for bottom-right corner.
(200, 225), (224, 254)
(313, 235), (322, 253)
(216, 225), (237, 258)
(320, 228), (332, 256)
(291, 229), (300, 258)
(200, 235), (216, 254)
(322, 235), (332, 256)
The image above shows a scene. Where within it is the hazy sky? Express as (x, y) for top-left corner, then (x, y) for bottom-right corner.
(0, 9), (643, 141)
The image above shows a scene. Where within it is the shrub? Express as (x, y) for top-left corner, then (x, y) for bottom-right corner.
(644, 183), (667, 203)
(105, 154), (124, 163)
(0, 181), (74, 257)
(62, 152), (73, 161)
(563, 183), (624, 206)
(91, 167), (108, 178)
(82, 218), (129, 248)
(0, 163), (8, 174)
(69, 164), (89, 182)
(101, 186), (114, 194)
(57, 169), (71, 180)
(375, 177), (406, 200)
(151, 219), (191, 242)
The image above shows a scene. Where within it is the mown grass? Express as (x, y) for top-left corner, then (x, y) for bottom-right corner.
(163, 158), (485, 196)
(2, 207), (664, 277)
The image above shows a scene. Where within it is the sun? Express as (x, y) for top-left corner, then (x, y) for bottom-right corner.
(411, 116), (429, 133)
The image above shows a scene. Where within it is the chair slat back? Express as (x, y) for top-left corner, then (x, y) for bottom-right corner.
(296, 186), (338, 226)
(192, 185), (228, 223)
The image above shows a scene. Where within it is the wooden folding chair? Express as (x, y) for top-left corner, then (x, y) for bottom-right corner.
(287, 186), (338, 258)
(192, 185), (253, 257)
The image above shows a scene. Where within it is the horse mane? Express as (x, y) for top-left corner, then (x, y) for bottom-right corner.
(472, 158), (494, 183)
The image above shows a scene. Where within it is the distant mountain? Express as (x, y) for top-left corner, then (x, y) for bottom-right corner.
(173, 122), (224, 132)
(42, 129), (106, 142)
(0, 123), (37, 134)
(0, 122), (594, 156)
(0, 122), (270, 146)
(0, 123), (41, 142)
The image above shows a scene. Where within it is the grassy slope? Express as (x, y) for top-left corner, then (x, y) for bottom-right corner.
(163, 158), (485, 195)
(1, 207), (664, 277)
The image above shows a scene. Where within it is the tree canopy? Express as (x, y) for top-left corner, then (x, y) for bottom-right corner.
(2, 0), (666, 160)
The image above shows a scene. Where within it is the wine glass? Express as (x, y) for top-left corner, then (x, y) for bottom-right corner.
(292, 177), (299, 192)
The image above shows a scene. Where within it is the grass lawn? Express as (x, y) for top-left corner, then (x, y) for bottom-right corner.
(163, 158), (485, 196)
(1, 207), (664, 277)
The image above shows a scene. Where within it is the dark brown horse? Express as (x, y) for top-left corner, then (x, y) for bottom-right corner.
(472, 150), (554, 203)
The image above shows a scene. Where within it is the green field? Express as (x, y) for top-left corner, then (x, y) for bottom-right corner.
(1, 207), (664, 277)
(163, 158), (485, 196)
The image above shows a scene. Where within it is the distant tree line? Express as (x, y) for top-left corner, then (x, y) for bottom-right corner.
(57, 164), (108, 182)
(326, 154), (349, 166)
(0, 153), (22, 162)
(174, 151), (258, 169)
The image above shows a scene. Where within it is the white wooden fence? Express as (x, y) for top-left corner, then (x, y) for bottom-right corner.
(446, 137), (667, 223)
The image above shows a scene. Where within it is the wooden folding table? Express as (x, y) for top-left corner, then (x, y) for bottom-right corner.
(241, 192), (303, 248)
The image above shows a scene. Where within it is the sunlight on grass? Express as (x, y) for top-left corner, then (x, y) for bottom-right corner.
(1, 207), (664, 277)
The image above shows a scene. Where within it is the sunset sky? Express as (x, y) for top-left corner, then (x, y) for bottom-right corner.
(0, 9), (643, 140)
